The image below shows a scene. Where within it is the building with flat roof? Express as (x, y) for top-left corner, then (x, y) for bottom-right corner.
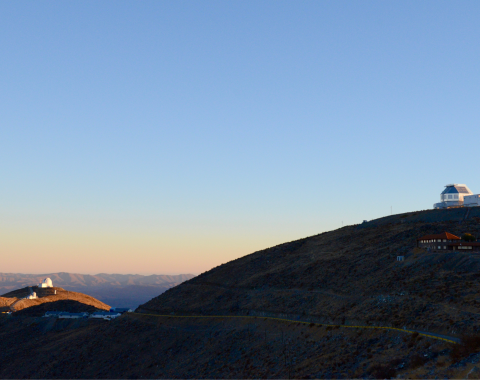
(89, 311), (121, 319)
(464, 194), (480, 208)
(110, 308), (133, 313)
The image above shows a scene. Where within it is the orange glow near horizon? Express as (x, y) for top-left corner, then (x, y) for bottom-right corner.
(0, 223), (307, 275)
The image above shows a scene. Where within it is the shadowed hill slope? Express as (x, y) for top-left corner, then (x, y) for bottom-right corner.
(0, 312), (461, 379)
(14, 300), (105, 317)
(139, 207), (480, 336)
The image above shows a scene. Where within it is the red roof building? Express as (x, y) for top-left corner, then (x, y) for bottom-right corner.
(416, 232), (461, 242)
(417, 231), (479, 252)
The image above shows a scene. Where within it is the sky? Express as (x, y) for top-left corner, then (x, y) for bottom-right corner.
(1, 1), (480, 275)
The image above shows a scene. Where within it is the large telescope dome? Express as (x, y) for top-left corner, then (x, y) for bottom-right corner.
(434, 184), (472, 209)
(38, 277), (53, 288)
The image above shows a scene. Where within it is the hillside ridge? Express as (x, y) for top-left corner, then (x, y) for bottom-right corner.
(138, 207), (480, 337)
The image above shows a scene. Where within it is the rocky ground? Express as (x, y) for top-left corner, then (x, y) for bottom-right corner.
(1, 312), (476, 379)
(139, 207), (480, 338)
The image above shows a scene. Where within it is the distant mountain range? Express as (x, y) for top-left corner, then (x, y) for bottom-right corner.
(0, 272), (195, 309)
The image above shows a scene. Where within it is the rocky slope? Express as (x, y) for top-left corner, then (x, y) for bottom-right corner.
(0, 312), (464, 379)
(139, 207), (480, 337)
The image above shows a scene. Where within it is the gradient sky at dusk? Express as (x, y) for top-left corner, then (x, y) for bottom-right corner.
(2, 1), (480, 274)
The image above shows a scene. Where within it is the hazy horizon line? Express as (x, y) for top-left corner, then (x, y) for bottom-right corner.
(0, 271), (198, 277)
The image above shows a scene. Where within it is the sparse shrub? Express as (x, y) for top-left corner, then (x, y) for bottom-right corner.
(409, 353), (427, 369)
(450, 334), (480, 362)
(462, 233), (476, 242)
(367, 363), (396, 379)
(388, 358), (403, 367)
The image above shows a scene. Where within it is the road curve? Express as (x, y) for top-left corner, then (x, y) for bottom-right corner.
(131, 312), (460, 345)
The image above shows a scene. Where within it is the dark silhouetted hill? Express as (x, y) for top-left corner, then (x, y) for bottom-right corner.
(139, 207), (480, 336)
(15, 299), (105, 317)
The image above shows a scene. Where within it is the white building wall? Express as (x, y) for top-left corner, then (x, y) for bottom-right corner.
(464, 194), (480, 207)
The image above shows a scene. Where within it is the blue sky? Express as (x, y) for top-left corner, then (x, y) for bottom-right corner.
(1, 1), (480, 274)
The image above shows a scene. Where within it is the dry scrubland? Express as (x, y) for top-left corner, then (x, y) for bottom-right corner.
(140, 207), (480, 337)
(2, 207), (480, 378)
(0, 313), (472, 379)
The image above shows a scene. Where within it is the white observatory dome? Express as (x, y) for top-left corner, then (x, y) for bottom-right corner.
(434, 184), (473, 209)
(39, 277), (53, 288)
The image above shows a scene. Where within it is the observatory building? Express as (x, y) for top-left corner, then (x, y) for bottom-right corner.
(38, 278), (53, 288)
(434, 184), (480, 209)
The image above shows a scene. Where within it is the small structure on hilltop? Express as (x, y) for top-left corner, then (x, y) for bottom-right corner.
(38, 278), (53, 288)
(25, 292), (37, 300)
(23, 287), (38, 300)
(417, 231), (480, 252)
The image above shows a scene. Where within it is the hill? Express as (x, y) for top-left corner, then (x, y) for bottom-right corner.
(1, 286), (110, 313)
(139, 207), (480, 337)
(1, 207), (480, 378)
(0, 273), (195, 309)
(14, 300), (107, 317)
(0, 312), (459, 379)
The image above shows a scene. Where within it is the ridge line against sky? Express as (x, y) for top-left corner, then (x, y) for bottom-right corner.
(1, 0), (480, 274)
